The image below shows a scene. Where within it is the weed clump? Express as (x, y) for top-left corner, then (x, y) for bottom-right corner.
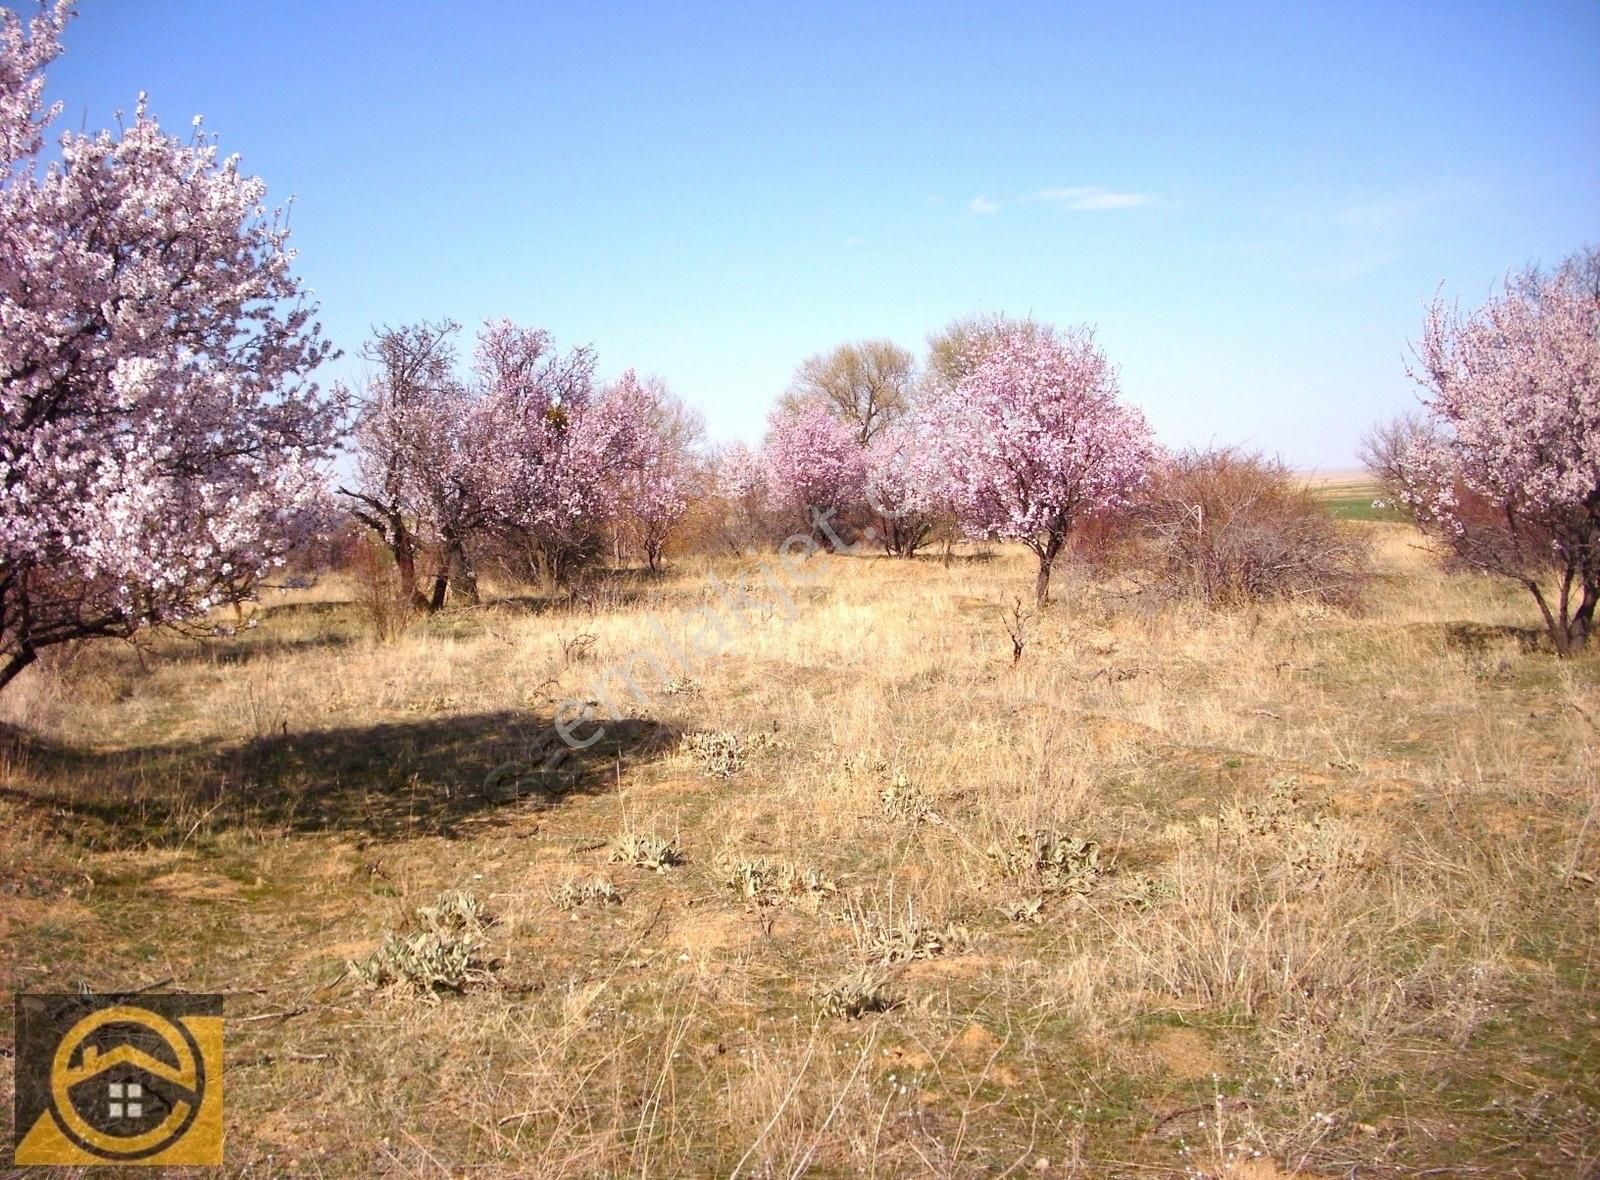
(877, 771), (939, 824)
(992, 831), (1105, 894)
(1117, 872), (1175, 910)
(610, 831), (684, 872)
(677, 731), (737, 776)
(846, 898), (973, 965)
(723, 858), (837, 908)
(817, 970), (900, 1019)
(350, 890), (497, 1000)
(1217, 778), (1371, 885)
(1000, 896), (1046, 924)
(550, 875), (622, 910)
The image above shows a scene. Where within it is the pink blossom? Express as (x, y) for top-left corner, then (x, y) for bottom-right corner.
(604, 372), (698, 570)
(863, 425), (938, 557)
(0, 5), (344, 688)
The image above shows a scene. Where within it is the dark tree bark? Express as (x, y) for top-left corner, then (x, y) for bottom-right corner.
(1030, 528), (1067, 605)
(444, 533), (480, 605)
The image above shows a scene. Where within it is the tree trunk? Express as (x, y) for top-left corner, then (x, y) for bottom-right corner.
(1570, 579), (1597, 651)
(446, 536), (479, 606)
(340, 491), (431, 611)
(1033, 531), (1065, 606)
(386, 520), (431, 612)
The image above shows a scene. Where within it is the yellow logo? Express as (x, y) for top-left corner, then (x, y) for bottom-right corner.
(13, 993), (223, 1166)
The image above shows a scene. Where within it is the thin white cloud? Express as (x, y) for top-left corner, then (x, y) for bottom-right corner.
(1037, 185), (1153, 211)
(1301, 182), (1482, 285)
(962, 186), (1156, 218)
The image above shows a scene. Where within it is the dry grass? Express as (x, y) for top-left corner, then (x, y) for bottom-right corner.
(1, 524), (1597, 1176)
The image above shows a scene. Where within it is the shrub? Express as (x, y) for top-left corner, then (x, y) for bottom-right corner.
(991, 830), (1105, 895)
(816, 970), (900, 1019)
(1139, 448), (1368, 608)
(350, 890), (496, 999)
(609, 831), (684, 872)
(351, 535), (416, 643)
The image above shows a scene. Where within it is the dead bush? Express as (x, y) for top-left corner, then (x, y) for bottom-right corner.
(1139, 448), (1369, 608)
(351, 535), (416, 642)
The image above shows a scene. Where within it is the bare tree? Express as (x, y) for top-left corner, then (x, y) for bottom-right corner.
(923, 314), (1050, 396)
(780, 339), (914, 445)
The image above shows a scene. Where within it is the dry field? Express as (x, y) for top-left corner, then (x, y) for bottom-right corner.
(2, 524), (1598, 1177)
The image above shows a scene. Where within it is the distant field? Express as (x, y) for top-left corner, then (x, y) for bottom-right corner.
(1302, 470), (1409, 521)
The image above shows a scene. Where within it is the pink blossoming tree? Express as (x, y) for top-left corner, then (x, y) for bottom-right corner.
(471, 319), (621, 590)
(762, 403), (868, 539)
(606, 373), (702, 571)
(511, 361), (646, 587)
(920, 321), (1158, 603)
(863, 425), (938, 557)
(340, 320), (471, 610)
(712, 443), (773, 554)
(342, 318), (645, 597)
(1369, 250), (1600, 655)
(0, 4), (344, 689)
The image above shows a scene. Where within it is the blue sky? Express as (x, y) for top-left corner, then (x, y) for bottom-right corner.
(45, 0), (1600, 466)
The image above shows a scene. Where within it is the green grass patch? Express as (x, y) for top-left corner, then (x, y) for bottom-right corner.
(1318, 493), (1408, 521)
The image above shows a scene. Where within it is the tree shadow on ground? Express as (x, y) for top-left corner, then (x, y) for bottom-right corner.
(0, 710), (675, 849)
(485, 594), (597, 617)
(919, 550), (997, 566)
(1442, 621), (1550, 654)
(488, 585), (657, 617)
(171, 631), (362, 668)
(254, 600), (350, 622)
